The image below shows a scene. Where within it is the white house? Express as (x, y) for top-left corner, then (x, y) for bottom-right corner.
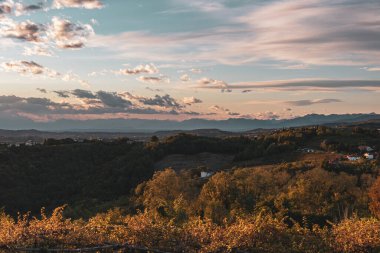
(346, 155), (360, 161)
(201, 171), (213, 178)
(364, 153), (374, 160)
(25, 140), (34, 146)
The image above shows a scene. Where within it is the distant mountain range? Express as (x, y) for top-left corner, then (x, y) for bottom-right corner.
(0, 113), (379, 133)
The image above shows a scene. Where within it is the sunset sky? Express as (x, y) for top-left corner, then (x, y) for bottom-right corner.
(0, 0), (379, 123)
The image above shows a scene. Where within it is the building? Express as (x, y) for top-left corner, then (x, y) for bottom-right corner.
(201, 171), (213, 178)
(346, 155), (360, 161)
(25, 140), (35, 146)
(298, 148), (315, 153)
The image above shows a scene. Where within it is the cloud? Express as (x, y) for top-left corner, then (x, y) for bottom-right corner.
(0, 1), (12, 16)
(14, 2), (44, 16)
(95, 91), (132, 108)
(36, 88), (47, 94)
(197, 78), (380, 91)
(176, 0), (225, 12)
(183, 96), (202, 105)
(52, 0), (103, 9)
(137, 76), (170, 84)
(53, 90), (71, 98)
(180, 74), (190, 82)
(49, 17), (94, 49)
(190, 68), (202, 74)
(285, 99), (342, 106)
(1, 20), (43, 42)
(71, 89), (97, 99)
(197, 77), (231, 92)
(0, 1), (45, 17)
(0, 16), (95, 54)
(209, 104), (239, 116)
(0, 88), (209, 122)
(1, 60), (58, 76)
(237, 0), (380, 66)
(139, 94), (183, 109)
(363, 67), (380, 72)
(0, 95), (76, 116)
(117, 63), (158, 75)
(146, 87), (163, 92)
(1, 60), (90, 87)
(23, 45), (53, 56)
(62, 72), (91, 88)
(69, 89), (187, 112)
(90, 0), (380, 67)
(252, 111), (281, 120)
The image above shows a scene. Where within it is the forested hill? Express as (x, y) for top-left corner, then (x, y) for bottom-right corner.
(0, 125), (379, 218)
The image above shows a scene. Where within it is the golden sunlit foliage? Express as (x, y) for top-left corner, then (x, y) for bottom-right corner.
(1, 206), (380, 253)
(369, 176), (380, 219)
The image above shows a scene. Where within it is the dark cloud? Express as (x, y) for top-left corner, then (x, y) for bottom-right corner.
(139, 94), (183, 109)
(71, 89), (97, 99)
(53, 90), (70, 98)
(285, 99), (343, 106)
(0, 89), (206, 121)
(95, 91), (132, 108)
(0, 95), (75, 115)
(36, 88), (47, 94)
(0, 92), (207, 123)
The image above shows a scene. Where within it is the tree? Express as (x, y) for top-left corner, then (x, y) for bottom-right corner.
(369, 176), (380, 219)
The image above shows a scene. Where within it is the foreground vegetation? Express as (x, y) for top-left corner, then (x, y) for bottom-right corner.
(0, 205), (379, 253)
(0, 125), (379, 252)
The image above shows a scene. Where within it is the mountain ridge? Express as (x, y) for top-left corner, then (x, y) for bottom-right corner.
(0, 113), (379, 132)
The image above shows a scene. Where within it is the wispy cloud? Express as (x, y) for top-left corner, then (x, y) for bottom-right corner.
(137, 75), (170, 84)
(197, 78), (380, 91)
(1, 60), (58, 77)
(197, 77), (231, 92)
(90, 0), (380, 67)
(117, 63), (158, 75)
(1, 60), (90, 87)
(183, 96), (202, 105)
(285, 99), (342, 106)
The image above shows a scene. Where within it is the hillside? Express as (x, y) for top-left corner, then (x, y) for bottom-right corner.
(0, 124), (379, 252)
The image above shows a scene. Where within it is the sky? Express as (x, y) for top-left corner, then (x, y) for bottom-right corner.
(0, 0), (379, 124)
